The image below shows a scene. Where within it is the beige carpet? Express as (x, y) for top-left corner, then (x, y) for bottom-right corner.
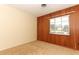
(0, 40), (79, 55)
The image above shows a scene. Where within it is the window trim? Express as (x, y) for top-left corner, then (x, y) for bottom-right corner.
(49, 15), (70, 35)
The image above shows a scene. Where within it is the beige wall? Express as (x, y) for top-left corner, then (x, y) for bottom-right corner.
(0, 5), (37, 50)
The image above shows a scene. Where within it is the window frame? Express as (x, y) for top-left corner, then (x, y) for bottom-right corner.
(49, 15), (70, 35)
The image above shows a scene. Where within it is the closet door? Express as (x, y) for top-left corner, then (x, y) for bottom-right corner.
(42, 19), (49, 42)
(37, 18), (44, 41)
(37, 17), (48, 41)
(70, 11), (79, 50)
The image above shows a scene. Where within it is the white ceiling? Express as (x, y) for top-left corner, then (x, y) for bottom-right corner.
(11, 4), (76, 17)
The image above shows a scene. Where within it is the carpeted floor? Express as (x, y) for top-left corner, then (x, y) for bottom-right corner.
(0, 40), (79, 55)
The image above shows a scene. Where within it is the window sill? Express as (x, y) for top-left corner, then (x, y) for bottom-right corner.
(49, 32), (70, 36)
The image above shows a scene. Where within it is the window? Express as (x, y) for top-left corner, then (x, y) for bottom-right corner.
(50, 15), (70, 35)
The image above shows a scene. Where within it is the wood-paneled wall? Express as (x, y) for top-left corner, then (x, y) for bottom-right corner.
(37, 5), (79, 50)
